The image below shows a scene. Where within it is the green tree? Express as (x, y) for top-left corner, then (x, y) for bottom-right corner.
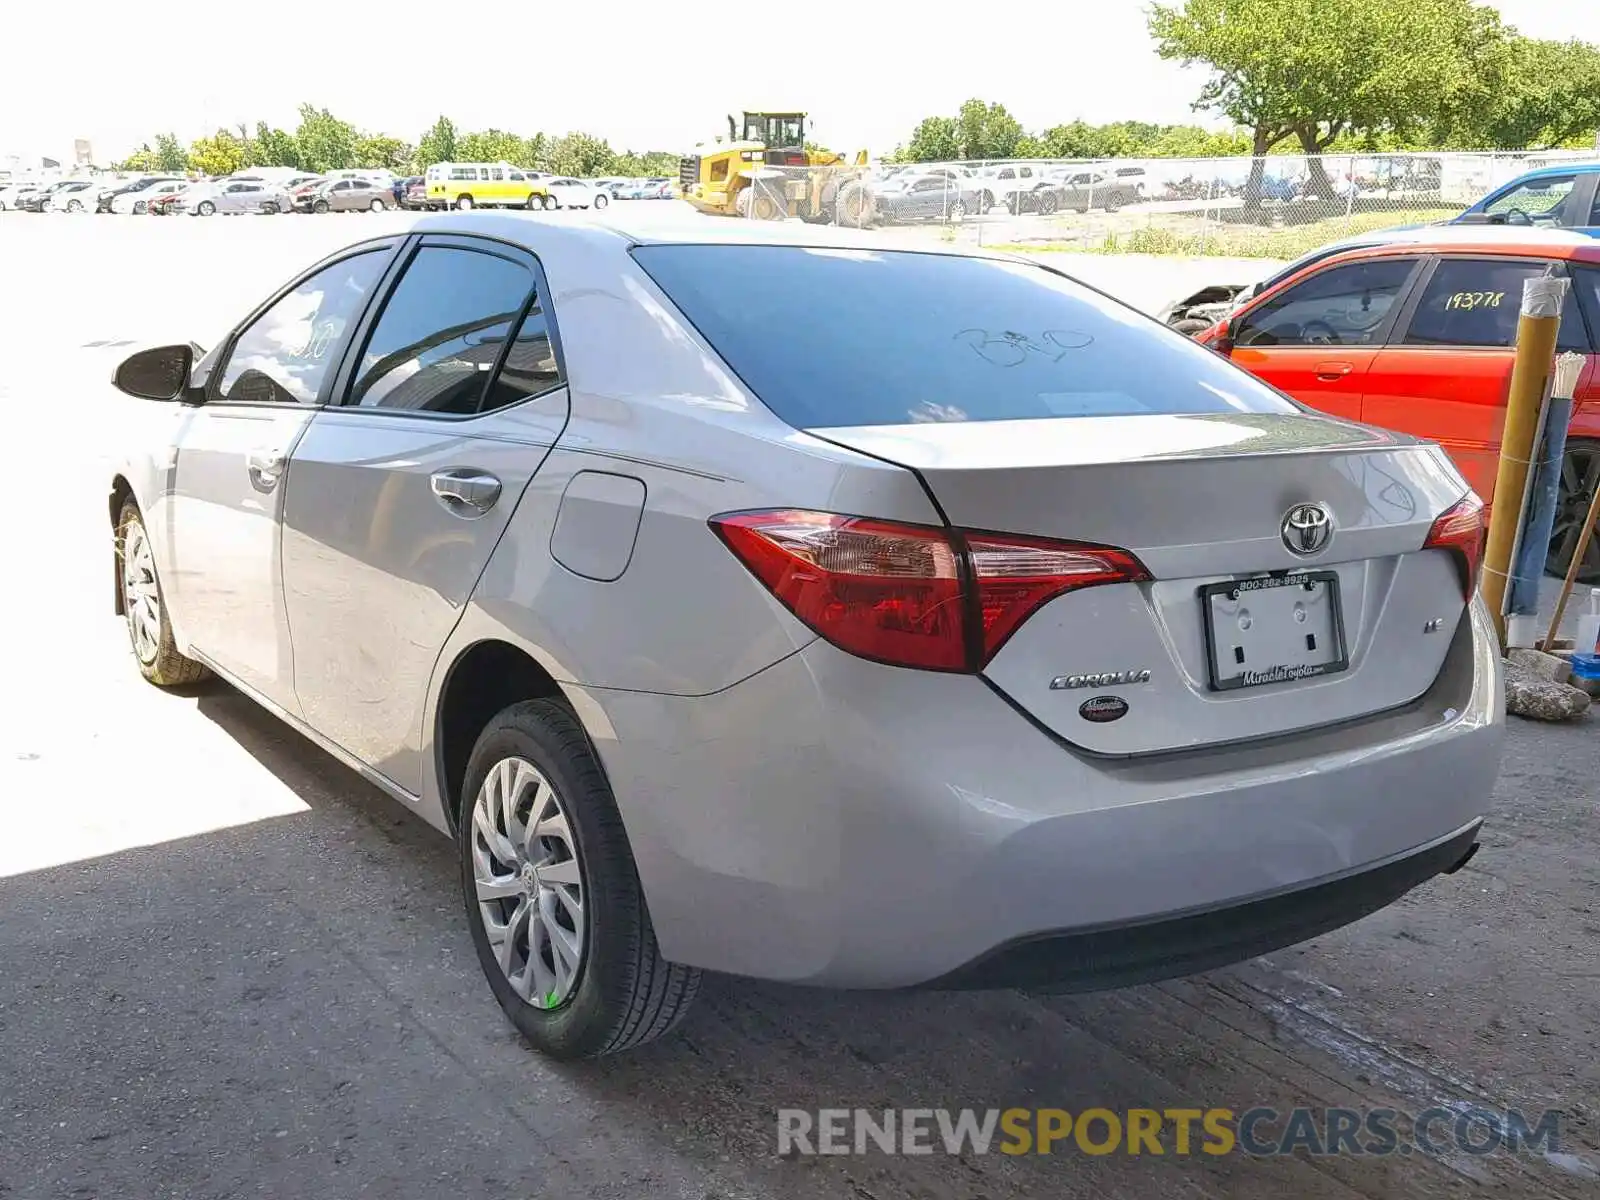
(518, 133), (550, 170)
(154, 133), (189, 173)
(955, 99), (1024, 160)
(545, 132), (616, 177)
(456, 128), (526, 164)
(416, 116), (458, 168)
(116, 144), (160, 172)
(253, 123), (301, 168)
(189, 130), (246, 176)
(612, 149), (679, 176)
(355, 134), (414, 172)
(903, 116), (961, 162)
(294, 104), (357, 173)
(1436, 36), (1600, 149)
(1150, 0), (1501, 206)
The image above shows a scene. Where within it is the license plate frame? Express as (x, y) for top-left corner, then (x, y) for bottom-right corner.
(1200, 570), (1349, 692)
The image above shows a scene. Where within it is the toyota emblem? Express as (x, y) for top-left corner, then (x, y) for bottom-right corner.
(1281, 502), (1334, 556)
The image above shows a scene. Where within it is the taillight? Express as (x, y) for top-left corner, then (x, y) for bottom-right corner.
(1424, 493), (1486, 599)
(709, 509), (1148, 672)
(964, 530), (1150, 661)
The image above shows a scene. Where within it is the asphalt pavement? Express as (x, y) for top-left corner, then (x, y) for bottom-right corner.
(1, 208), (1596, 1200)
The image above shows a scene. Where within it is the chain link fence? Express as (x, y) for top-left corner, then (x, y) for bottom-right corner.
(703, 149), (1597, 258)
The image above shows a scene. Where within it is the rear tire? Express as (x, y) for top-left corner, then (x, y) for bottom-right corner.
(456, 194), (474, 211)
(593, 192), (609, 210)
(197, 200), (216, 216)
(370, 197), (386, 212)
(117, 501), (209, 688)
(459, 699), (701, 1060)
(312, 199), (329, 214)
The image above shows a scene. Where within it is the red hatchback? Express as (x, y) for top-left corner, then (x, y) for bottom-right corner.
(1202, 230), (1600, 579)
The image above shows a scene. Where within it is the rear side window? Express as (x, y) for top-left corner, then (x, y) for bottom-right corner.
(1403, 258), (1588, 351)
(632, 245), (1297, 427)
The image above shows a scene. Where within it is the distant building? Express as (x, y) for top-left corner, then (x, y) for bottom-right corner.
(73, 139), (92, 165)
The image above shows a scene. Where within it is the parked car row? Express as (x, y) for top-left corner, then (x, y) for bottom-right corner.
(867, 162), (1151, 224)
(0, 163), (677, 218)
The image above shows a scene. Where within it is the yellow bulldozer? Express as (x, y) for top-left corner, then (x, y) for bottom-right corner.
(678, 111), (875, 226)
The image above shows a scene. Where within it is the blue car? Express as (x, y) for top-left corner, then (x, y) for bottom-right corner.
(1453, 161), (1600, 235)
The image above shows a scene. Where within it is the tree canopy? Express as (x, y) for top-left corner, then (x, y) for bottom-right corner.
(114, 108), (680, 179)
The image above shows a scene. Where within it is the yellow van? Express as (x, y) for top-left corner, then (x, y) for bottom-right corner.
(424, 162), (551, 211)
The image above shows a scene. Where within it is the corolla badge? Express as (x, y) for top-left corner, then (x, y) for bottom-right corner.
(1050, 669), (1151, 690)
(1281, 502), (1334, 557)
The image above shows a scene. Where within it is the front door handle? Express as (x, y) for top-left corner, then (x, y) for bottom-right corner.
(246, 448), (286, 492)
(431, 469), (502, 516)
(1314, 360), (1355, 380)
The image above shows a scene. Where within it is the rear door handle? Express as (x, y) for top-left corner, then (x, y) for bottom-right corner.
(1314, 361), (1355, 380)
(431, 469), (502, 516)
(246, 448), (286, 491)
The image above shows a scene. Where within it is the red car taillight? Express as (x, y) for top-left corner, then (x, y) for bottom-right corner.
(709, 509), (1149, 672)
(1424, 493), (1486, 599)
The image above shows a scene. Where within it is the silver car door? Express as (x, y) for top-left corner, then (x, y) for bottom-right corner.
(280, 235), (569, 788)
(166, 241), (400, 710)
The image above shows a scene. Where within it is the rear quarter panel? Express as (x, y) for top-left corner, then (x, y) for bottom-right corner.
(443, 237), (943, 697)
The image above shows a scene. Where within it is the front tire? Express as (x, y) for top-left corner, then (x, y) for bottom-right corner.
(118, 502), (209, 688)
(593, 192), (609, 210)
(460, 699), (701, 1059)
(312, 199), (329, 214)
(370, 197), (386, 212)
(197, 200), (216, 216)
(456, 193), (474, 211)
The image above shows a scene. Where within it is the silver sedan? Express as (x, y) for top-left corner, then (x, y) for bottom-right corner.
(103, 214), (1504, 1059)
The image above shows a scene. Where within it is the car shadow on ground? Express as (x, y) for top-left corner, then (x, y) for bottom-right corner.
(3, 676), (1592, 1200)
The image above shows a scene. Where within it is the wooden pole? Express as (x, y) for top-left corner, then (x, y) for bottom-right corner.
(1544, 479), (1600, 652)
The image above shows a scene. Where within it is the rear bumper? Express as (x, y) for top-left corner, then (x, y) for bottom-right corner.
(582, 599), (1503, 989)
(928, 819), (1481, 991)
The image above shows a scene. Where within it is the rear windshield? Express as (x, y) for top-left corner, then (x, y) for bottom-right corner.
(632, 245), (1298, 427)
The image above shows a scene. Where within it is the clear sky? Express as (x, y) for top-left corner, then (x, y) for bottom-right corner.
(2, 0), (1597, 163)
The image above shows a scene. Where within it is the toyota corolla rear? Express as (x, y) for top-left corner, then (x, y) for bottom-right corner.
(598, 240), (1504, 991)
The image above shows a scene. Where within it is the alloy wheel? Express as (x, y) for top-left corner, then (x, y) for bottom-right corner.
(122, 520), (161, 665)
(469, 757), (587, 1009)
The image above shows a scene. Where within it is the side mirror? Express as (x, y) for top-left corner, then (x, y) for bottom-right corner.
(112, 344), (194, 401)
(1210, 319), (1235, 355)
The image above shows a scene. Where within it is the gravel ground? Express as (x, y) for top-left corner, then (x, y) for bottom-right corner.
(0, 207), (1596, 1200)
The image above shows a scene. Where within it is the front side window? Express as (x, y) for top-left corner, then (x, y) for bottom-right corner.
(348, 246), (542, 415)
(1482, 175), (1576, 224)
(633, 245), (1298, 427)
(215, 251), (389, 405)
(1234, 258), (1416, 348)
(1403, 258), (1588, 351)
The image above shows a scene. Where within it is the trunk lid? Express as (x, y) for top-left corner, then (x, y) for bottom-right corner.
(811, 411), (1472, 755)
